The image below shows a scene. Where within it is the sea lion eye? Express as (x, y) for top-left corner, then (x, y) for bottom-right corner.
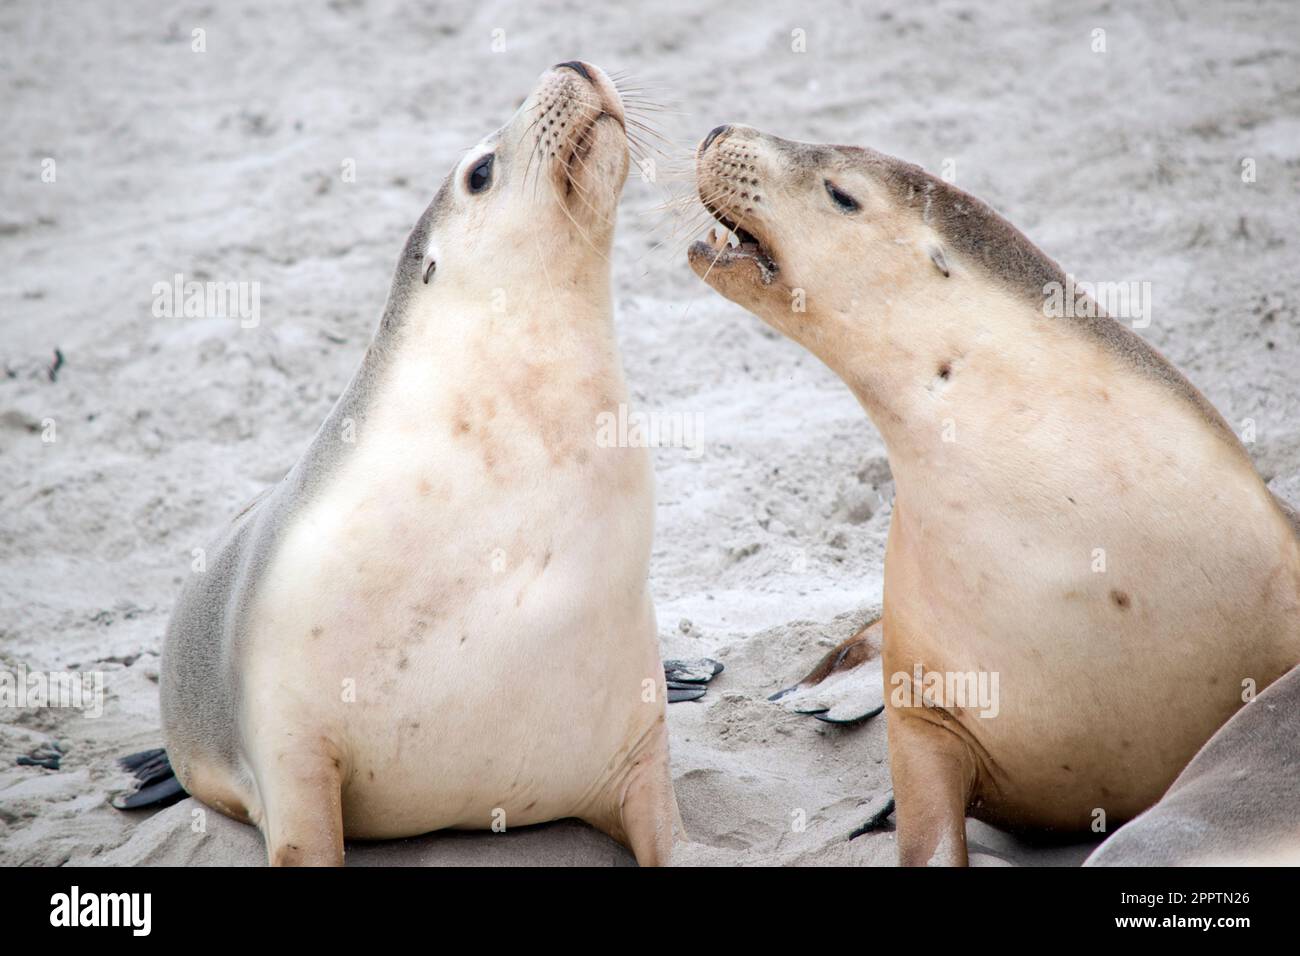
(467, 155), (494, 194)
(825, 180), (860, 213)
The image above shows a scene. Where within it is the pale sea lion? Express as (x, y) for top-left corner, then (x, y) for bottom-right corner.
(157, 62), (682, 866)
(1086, 660), (1300, 866)
(688, 124), (1300, 866)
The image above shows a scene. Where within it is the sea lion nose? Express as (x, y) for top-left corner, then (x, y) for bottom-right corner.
(700, 124), (731, 154)
(555, 60), (593, 82)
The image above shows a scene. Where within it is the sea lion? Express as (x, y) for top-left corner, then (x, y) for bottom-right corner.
(688, 124), (1300, 866)
(159, 61), (682, 866)
(1086, 660), (1300, 866)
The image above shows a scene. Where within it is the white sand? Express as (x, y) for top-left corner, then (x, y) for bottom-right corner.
(2, 0), (1297, 866)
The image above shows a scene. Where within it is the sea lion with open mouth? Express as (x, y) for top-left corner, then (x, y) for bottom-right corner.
(689, 124), (1300, 866)
(154, 62), (681, 866)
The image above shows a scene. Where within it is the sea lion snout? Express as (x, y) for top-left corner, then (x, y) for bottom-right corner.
(699, 124), (730, 155)
(555, 60), (592, 81)
(542, 59), (626, 129)
(513, 60), (627, 215)
(688, 124), (783, 294)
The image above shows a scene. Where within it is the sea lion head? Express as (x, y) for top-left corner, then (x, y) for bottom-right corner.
(688, 124), (1002, 346)
(406, 61), (629, 299)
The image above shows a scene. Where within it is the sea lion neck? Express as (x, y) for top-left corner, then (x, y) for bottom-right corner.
(824, 270), (1253, 490)
(819, 280), (1033, 456)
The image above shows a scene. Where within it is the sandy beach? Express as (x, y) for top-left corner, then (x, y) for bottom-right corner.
(2, 0), (1298, 866)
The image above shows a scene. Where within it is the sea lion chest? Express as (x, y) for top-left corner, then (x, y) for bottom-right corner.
(240, 340), (658, 835)
(882, 377), (1299, 828)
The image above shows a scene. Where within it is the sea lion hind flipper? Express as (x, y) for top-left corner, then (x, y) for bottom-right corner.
(666, 682), (708, 703)
(111, 748), (189, 810)
(111, 776), (187, 811)
(770, 619), (886, 724)
(848, 791), (896, 840)
(663, 657), (723, 703)
(663, 657), (723, 684)
(810, 656), (885, 723)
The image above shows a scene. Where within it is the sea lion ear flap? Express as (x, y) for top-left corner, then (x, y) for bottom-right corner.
(929, 245), (951, 278)
(421, 245), (439, 284)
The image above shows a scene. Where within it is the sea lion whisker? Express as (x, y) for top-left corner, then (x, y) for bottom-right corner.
(543, 166), (610, 264)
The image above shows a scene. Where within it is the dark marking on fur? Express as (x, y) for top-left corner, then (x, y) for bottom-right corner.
(929, 245), (950, 277)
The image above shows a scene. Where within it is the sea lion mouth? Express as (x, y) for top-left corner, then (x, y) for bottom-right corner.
(689, 202), (779, 283)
